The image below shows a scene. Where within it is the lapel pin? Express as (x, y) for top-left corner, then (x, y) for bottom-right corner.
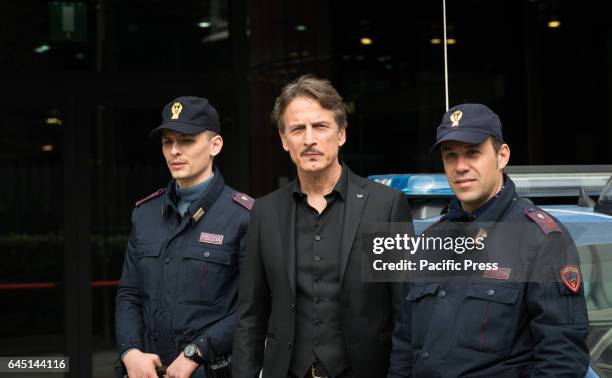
(475, 227), (488, 241)
(192, 207), (205, 223)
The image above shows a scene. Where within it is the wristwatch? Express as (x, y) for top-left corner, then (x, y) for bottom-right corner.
(183, 343), (204, 364)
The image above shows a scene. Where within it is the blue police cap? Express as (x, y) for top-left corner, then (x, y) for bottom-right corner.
(149, 96), (220, 137)
(429, 103), (504, 153)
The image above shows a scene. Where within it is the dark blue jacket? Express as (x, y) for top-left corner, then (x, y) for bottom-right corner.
(115, 169), (251, 366)
(388, 176), (589, 377)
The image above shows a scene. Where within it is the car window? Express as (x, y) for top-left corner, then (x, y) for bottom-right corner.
(579, 244), (612, 311)
(579, 243), (612, 376)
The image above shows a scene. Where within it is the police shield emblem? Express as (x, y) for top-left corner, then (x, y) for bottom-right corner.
(450, 110), (463, 127)
(171, 102), (183, 119)
(560, 265), (581, 293)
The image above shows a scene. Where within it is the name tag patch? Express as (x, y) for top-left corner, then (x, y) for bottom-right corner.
(199, 232), (224, 245)
(483, 267), (511, 280)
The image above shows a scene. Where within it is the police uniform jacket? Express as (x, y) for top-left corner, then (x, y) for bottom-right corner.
(115, 169), (252, 366)
(388, 175), (590, 377)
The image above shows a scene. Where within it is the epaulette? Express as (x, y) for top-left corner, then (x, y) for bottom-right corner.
(524, 207), (561, 235)
(232, 192), (254, 211)
(135, 188), (167, 207)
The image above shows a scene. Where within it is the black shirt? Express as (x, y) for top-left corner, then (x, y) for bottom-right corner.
(289, 166), (351, 377)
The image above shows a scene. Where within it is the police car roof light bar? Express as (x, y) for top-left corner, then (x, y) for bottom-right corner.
(369, 166), (612, 199)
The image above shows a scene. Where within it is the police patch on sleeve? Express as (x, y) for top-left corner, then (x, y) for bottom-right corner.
(560, 265), (581, 294)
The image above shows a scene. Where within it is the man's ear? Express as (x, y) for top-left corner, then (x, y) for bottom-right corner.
(338, 126), (346, 147)
(497, 143), (510, 170)
(279, 129), (289, 152)
(210, 134), (223, 157)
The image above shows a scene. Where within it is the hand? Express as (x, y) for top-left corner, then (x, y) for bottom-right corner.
(164, 353), (199, 378)
(123, 349), (162, 378)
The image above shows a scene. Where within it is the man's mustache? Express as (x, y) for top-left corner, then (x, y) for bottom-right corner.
(300, 148), (323, 156)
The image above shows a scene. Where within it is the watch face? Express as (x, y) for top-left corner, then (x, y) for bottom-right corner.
(185, 344), (197, 357)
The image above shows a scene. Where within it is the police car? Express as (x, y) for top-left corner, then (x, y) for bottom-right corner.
(370, 165), (612, 378)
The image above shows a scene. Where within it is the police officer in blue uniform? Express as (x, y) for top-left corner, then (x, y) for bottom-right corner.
(115, 96), (252, 378)
(388, 104), (589, 377)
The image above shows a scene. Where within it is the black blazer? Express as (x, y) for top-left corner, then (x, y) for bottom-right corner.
(233, 167), (413, 378)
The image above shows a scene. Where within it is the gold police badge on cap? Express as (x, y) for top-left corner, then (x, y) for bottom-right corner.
(450, 110), (463, 127)
(171, 102), (183, 120)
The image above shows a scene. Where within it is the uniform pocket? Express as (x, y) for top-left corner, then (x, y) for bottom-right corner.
(406, 283), (439, 347)
(180, 245), (235, 305)
(136, 244), (162, 299)
(407, 283), (440, 301)
(457, 283), (521, 352)
(136, 244), (162, 259)
(465, 283), (519, 304)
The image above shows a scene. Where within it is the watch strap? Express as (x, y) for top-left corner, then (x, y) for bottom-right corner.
(183, 344), (204, 364)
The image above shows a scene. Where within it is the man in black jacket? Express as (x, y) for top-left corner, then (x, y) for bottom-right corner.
(233, 75), (414, 378)
(388, 104), (589, 377)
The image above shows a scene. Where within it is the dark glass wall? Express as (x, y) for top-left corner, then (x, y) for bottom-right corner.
(246, 0), (612, 196)
(0, 1), (241, 377)
(0, 105), (65, 353)
(1, 0), (612, 377)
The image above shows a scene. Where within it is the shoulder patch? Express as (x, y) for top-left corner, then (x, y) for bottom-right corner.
(524, 208), (561, 235)
(233, 192), (254, 211)
(135, 188), (167, 207)
(560, 265), (581, 294)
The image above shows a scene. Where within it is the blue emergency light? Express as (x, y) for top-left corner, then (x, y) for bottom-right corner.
(369, 166), (612, 199)
(368, 174), (453, 198)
